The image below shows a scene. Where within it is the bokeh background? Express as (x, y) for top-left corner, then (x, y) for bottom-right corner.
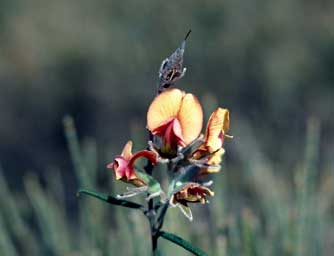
(0, 0), (333, 255)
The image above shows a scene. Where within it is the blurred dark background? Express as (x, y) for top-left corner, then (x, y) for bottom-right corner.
(1, 0), (332, 184)
(0, 0), (333, 255)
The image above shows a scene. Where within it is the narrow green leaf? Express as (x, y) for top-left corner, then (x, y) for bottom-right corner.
(78, 189), (144, 210)
(158, 230), (208, 256)
(63, 116), (93, 188)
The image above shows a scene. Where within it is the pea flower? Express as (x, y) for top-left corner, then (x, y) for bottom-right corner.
(80, 34), (234, 254)
(192, 108), (231, 175)
(107, 141), (157, 187)
(170, 183), (214, 220)
(194, 108), (231, 157)
(202, 107), (231, 153)
(147, 88), (203, 156)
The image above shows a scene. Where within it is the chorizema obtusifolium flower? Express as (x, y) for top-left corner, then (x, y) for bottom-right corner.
(79, 31), (232, 256)
(107, 90), (232, 220)
(107, 141), (158, 187)
(147, 88), (203, 157)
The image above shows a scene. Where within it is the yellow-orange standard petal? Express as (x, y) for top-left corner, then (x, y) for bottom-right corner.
(204, 108), (230, 152)
(177, 93), (203, 145)
(121, 140), (133, 160)
(147, 89), (184, 132)
(147, 88), (203, 146)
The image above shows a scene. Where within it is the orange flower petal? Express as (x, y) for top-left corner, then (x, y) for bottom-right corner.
(177, 93), (203, 145)
(199, 148), (225, 174)
(121, 140), (133, 160)
(147, 89), (184, 132)
(208, 148), (225, 166)
(204, 108), (230, 152)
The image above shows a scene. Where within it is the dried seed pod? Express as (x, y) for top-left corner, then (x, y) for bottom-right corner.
(158, 30), (191, 93)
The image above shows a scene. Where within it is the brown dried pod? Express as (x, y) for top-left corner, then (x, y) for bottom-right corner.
(157, 30), (191, 93)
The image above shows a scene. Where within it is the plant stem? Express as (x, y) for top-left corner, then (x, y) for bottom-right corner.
(155, 203), (169, 231)
(147, 201), (159, 255)
(146, 87), (163, 255)
(151, 233), (159, 255)
(143, 129), (159, 255)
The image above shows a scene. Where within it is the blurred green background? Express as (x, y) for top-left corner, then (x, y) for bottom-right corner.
(0, 0), (333, 255)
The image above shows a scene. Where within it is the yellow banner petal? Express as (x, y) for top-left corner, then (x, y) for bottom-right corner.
(147, 89), (184, 131)
(177, 93), (203, 145)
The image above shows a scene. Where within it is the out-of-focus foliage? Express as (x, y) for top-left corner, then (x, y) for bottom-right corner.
(0, 0), (332, 177)
(1, 116), (333, 255)
(0, 0), (333, 255)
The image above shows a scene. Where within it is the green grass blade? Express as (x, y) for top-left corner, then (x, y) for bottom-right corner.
(158, 230), (208, 256)
(0, 213), (18, 256)
(24, 174), (72, 256)
(63, 115), (93, 188)
(295, 117), (320, 256)
(78, 189), (145, 210)
(0, 167), (40, 255)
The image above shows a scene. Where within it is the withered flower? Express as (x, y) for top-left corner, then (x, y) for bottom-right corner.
(171, 183), (214, 205)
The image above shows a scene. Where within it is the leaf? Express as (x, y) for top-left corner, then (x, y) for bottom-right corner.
(158, 230), (208, 256)
(63, 116), (93, 188)
(116, 186), (148, 199)
(77, 189), (144, 210)
(136, 171), (162, 195)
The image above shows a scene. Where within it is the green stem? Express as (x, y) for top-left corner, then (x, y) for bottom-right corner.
(151, 233), (158, 255)
(147, 201), (159, 255)
(155, 203), (169, 231)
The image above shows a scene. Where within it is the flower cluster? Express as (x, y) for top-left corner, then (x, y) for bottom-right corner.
(78, 33), (232, 254)
(107, 87), (231, 220)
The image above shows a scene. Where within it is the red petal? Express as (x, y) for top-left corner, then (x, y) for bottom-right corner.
(128, 150), (157, 167)
(111, 157), (128, 180)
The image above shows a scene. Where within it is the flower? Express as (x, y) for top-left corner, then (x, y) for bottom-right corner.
(107, 141), (157, 186)
(202, 108), (231, 153)
(191, 108), (231, 176)
(198, 148), (225, 175)
(147, 88), (203, 156)
(193, 108), (231, 159)
(171, 183), (214, 206)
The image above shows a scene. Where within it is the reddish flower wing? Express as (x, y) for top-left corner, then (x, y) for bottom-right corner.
(107, 157), (128, 180)
(107, 141), (158, 186)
